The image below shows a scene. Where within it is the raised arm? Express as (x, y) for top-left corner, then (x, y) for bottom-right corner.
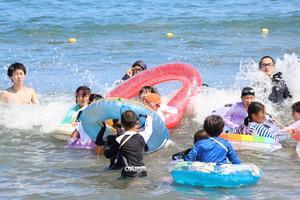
(139, 115), (153, 143)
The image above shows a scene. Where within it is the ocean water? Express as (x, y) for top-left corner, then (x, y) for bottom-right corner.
(0, 0), (300, 199)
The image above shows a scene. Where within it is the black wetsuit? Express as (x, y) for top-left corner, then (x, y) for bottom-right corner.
(172, 148), (192, 161)
(104, 132), (147, 177)
(95, 124), (123, 170)
(268, 72), (292, 104)
(121, 74), (130, 81)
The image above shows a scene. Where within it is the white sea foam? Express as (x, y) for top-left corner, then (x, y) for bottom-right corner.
(191, 53), (300, 126)
(1, 54), (299, 133)
(0, 94), (73, 133)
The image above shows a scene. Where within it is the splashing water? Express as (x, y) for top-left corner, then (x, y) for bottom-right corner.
(191, 53), (300, 126)
(0, 95), (73, 133)
(1, 54), (299, 134)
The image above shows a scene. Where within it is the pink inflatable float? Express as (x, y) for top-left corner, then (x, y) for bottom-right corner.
(107, 63), (202, 129)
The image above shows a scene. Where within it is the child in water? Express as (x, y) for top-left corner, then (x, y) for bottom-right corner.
(0, 62), (39, 104)
(142, 93), (165, 121)
(139, 86), (178, 122)
(104, 110), (148, 178)
(138, 86), (157, 100)
(95, 119), (124, 169)
(236, 102), (277, 140)
(88, 93), (103, 104)
(69, 93), (103, 139)
(185, 115), (240, 164)
(62, 86), (91, 125)
(280, 101), (300, 134)
(224, 87), (255, 131)
(172, 130), (208, 161)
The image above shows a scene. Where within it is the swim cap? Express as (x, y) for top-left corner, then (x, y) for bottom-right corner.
(241, 87), (255, 97)
(144, 93), (161, 104)
(131, 60), (147, 70)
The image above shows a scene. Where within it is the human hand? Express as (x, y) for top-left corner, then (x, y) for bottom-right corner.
(72, 121), (78, 127)
(95, 145), (104, 155)
(126, 68), (133, 77)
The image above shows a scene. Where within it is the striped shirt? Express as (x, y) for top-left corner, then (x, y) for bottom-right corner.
(236, 122), (277, 140)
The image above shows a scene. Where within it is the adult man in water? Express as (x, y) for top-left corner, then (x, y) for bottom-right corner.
(259, 56), (291, 104)
(0, 63), (39, 104)
(121, 60), (147, 81)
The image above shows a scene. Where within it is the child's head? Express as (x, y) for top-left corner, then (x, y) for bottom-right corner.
(241, 87), (255, 108)
(121, 110), (138, 131)
(291, 101), (300, 121)
(75, 86), (91, 108)
(113, 119), (122, 128)
(142, 93), (161, 111)
(88, 93), (103, 104)
(112, 119), (123, 135)
(131, 60), (147, 76)
(194, 129), (209, 144)
(138, 86), (156, 100)
(7, 63), (27, 83)
(247, 102), (266, 123)
(203, 115), (224, 137)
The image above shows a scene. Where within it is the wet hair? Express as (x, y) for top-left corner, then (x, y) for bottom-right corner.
(75, 86), (91, 96)
(7, 63), (26, 77)
(75, 86), (91, 103)
(259, 56), (275, 69)
(203, 115), (224, 137)
(131, 60), (147, 70)
(244, 102), (265, 125)
(88, 93), (103, 104)
(112, 119), (122, 128)
(138, 86), (157, 97)
(292, 101), (300, 113)
(194, 130), (209, 144)
(121, 110), (137, 129)
(241, 87), (255, 97)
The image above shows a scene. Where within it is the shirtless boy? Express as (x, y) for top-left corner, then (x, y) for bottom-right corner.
(0, 63), (38, 104)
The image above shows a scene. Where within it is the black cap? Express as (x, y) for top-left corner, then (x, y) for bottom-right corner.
(131, 60), (147, 70)
(241, 87), (255, 97)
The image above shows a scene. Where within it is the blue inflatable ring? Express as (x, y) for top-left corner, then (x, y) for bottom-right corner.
(170, 161), (262, 187)
(79, 98), (169, 153)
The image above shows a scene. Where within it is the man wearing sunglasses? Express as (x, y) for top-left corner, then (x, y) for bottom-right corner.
(259, 56), (292, 104)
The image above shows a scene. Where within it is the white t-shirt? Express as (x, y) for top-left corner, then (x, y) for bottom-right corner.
(158, 103), (178, 122)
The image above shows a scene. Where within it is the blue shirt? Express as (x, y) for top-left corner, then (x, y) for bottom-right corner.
(184, 137), (241, 164)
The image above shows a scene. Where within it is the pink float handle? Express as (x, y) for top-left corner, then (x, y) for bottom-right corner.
(107, 63), (202, 129)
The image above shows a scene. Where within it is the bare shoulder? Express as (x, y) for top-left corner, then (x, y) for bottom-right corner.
(0, 87), (12, 96)
(25, 87), (39, 104)
(0, 88), (11, 102)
